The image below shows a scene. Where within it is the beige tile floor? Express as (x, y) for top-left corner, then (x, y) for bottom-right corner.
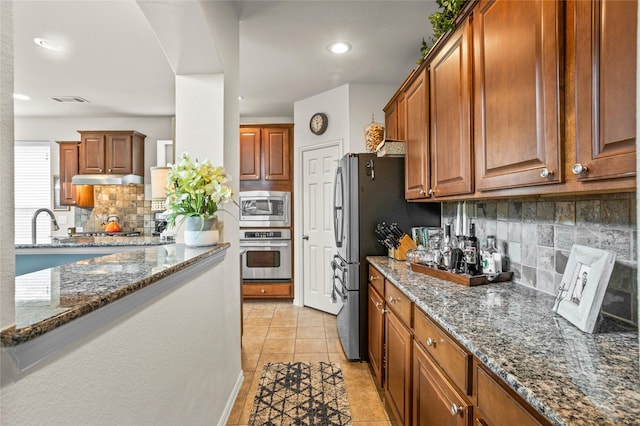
(226, 302), (393, 425)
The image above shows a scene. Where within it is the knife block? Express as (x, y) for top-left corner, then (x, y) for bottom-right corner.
(389, 234), (417, 261)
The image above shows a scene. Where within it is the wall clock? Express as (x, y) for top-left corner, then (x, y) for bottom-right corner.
(309, 112), (328, 135)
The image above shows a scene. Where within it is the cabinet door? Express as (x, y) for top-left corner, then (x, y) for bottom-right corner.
(385, 99), (398, 140)
(430, 17), (473, 197)
(79, 134), (106, 174)
(405, 68), (430, 200)
(240, 128), (261, 180)
(473, 0), (561, 190)
(397, 92), (407, 141)
(385, 309), (412, 426)
(413, 342), (471, 426)
(263, 128), (290, 181)
(59, 142), (79, 205)
(573, 0), (637, 181)
(106, 133), (133, 174)
(368, 284), (385, 388)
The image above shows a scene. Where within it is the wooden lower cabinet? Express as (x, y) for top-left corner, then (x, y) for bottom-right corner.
(474, 361), (548, 426)
(413, 341), (472, 426)
(368, 284), (385, 388)
(242, 282), (292, 299)
(385, 308), (413, 426)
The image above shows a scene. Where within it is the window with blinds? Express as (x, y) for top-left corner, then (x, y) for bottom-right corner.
(15, 141), (52, 244)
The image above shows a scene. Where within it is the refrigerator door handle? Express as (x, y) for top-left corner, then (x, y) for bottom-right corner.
(333, 166), (345, 248)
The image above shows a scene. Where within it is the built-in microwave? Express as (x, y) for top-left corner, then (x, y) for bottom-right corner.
(239, 191), (290, 228)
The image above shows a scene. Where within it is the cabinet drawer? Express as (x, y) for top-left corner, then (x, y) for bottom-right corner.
(385, 282), (412, 327)
(475, 363), (545, 426)
(242, 283), (292, 298)
(368, 265), (385, 295)
(414, 306), (471, 395)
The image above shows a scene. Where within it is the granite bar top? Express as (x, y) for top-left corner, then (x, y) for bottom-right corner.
(2, 243), (230, 346)
(16, 235), (171, 249)
(367, 256), (639, 426)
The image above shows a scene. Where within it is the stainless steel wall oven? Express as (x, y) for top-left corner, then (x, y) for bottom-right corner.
(240, 229), (292, 281)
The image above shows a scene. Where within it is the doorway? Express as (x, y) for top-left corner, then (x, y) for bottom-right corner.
(300, 141), (341, 314)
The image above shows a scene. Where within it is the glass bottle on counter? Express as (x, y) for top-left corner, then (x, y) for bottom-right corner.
(464, 223), (481, 275)
(481, 235), (502, 276)
(441, 223), (453, 270)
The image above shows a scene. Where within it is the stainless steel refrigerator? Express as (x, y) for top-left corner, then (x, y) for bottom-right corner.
(330, 153), (440, 360)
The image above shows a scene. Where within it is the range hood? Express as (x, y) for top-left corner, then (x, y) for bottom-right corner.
(71, 174), (144, 185)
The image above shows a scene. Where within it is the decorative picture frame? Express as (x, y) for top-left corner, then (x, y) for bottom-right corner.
(553, 245), (616, 333)
(52, 175), (69, 211)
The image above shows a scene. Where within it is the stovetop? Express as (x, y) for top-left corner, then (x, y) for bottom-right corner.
(69, 231), (142, 237)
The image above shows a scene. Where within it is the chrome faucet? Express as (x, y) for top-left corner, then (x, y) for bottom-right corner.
(32, 208), (60, 244)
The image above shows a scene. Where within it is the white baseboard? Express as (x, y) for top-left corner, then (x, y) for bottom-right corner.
(217, 370), (245, 426)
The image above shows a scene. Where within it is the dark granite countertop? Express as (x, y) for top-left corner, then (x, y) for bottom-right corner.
(2, 243), (230, 346)
(367, 256), (639, 426)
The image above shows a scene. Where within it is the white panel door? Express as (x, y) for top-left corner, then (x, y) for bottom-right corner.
(302, 143), (341, 314)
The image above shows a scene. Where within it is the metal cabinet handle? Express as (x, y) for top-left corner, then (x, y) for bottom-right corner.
(540, 168), (554, 178)
(99, 168), (103, 173)
(388, 296), (397, 303)
(572, 163), (588, 175)
(260, 289), (266, 294)
(375, 301), (382, 308)
(381, 309), (387, 314)
(428, 188), (434, 195)
(369, 275), (379, 281)
(302, 235), (309, 240)
(450, 403), (463, 416)
(419, 187), (426, 195)
(426, 337), (435, 346)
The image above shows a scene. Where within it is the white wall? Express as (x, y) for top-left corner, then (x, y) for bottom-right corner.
(0, 0), (15, 329)
(1, 255), (241, 425)
(348, 83), (396, 153)
(292, 83), (400, 306)
(240, 116), (293, 124)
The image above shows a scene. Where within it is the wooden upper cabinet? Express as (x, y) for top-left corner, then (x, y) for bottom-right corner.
(79, 133), (106, 174)
(397, 92), (406, 141)
(573, 0), (637, 182)
(385, 99), (398, 140)
(240, 128), (261, 180)
(78, 131), (145, 176)
(405, 68), (431, 200)
(473, 0), (562, 191)
(58, 142), (79, 205)
(263, 127), (290, 181)
(430, 16), (473, 198)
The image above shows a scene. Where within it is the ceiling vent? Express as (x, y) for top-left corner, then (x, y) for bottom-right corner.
(49, 96), (90, 103)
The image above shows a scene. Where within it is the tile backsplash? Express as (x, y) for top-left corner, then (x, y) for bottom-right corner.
(442, 193), (637, 326)
(74, 185), (153, 235)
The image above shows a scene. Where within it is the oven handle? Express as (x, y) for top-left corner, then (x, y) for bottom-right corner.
(239, 241), (291, 247)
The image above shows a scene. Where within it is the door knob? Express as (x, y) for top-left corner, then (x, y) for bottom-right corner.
(302, 235), (309, 240)
(450, 403), (463, 416)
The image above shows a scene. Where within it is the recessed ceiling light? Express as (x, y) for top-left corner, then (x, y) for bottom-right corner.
(238, 95), (244, 101)
(327, 41), (351, 54)
(13, 93), (30, 101)
(33, 37), (64, 52)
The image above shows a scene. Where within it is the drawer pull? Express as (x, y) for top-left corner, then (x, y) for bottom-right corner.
(375, 301), (382, 308)
(450, 403), (463, 416)
(381, 309), (387, 314)
(426, 337), (435, 347)
(540, 168), (554, 178)
(369, 275), (379, 281)
(388, 296), (397, 303)
(260, 289), (266, 293)
(572, 163), (588, 175)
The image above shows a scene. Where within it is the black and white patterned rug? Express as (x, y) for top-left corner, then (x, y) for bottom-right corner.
(248, 362), (353, 426)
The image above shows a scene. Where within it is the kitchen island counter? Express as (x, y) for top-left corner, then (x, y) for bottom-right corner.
(3, 243), (230, 347)
(367, 256), (639, 426)
(16, 235), (170, 250)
